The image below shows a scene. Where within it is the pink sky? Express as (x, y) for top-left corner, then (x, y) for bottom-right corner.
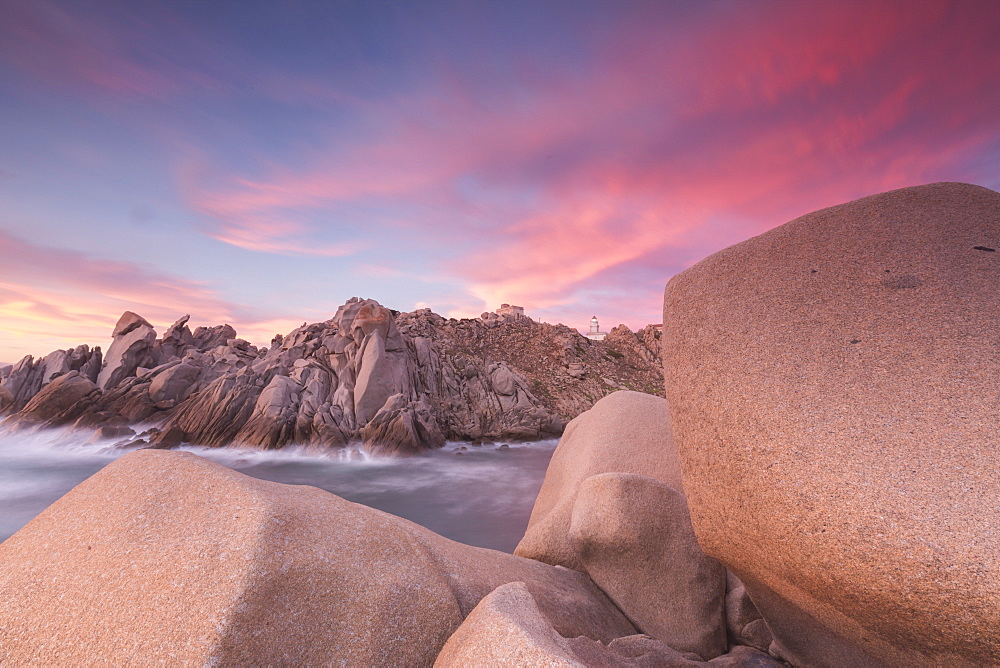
(0, 0), (998, 361)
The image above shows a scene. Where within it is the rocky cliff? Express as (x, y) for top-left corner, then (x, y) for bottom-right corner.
(0, 298), (662, 454)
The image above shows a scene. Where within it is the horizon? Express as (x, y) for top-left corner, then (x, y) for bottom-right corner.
(2, 0), (999, 360)
(0, 296), (653, 365)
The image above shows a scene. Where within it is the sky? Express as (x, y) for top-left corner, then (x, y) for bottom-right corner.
(1, 0), (998, 361)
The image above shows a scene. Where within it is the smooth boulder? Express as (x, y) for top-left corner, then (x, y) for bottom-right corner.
(663, 182), (1000, 666)
(0, 449), (635, 665)
(515, 390), (682, 571)
(569, 473), (727, 659)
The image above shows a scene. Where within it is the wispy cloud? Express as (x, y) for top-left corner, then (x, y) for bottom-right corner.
(0, 231), (296, 358)
(174, 0), (1000, 327)
(1, 0), (997, 342)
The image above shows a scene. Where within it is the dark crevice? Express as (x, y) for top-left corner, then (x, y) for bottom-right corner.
(973, 246), (996, 252)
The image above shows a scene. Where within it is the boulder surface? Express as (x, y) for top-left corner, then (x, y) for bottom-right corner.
(0, 449), (635, 665)
(436, 582), (782, 667)
(515, 390), (682, 570)
(569, 473), (727, 659)
(663, 182), (1000, 666)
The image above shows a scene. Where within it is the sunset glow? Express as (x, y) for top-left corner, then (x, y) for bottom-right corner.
(1, 0), (998, 359)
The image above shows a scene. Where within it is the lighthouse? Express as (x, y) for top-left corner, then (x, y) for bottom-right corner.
(585, 315), (607, 341)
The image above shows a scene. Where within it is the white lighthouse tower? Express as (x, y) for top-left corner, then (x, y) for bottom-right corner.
(585, 315), (607, 341)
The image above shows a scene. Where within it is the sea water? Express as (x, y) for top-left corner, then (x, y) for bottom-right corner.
(0, 429), (558, 552)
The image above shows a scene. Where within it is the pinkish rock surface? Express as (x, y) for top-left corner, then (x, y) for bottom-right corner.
(515, 390), (682, 571)
(0, 449), (635, 665)
(435, 582), (783, 667)
(569, 472), (727, 659)
(663, 182), (1000, 666)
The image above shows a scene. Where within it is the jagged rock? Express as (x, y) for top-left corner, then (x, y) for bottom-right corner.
(0, 449), (635, 665)
(361, 394), (445, 456)
(2, 371), (100, 429)
(146, 425), (186, 448)
(73, 345), (102, 383)
(0, 384), (13, 413)
(0, 356), (44, 412)
(234, 374), (300, 448)
(191, 323), (236, 351)
(515, 391), (682, 571)
(663, 182), (1000, 666)
(38, 349), (71, 385)
(155, 314), (194, 360)
(4, 297), (660, 453)
(354, 326), (407, 425)
(96, 312), (157, 391)
(146, 361), (201, 403)
(167, 374), (264, 447)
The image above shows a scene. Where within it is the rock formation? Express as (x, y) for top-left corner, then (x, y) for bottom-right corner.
(0, 425), (782, 666)
(663, 182), (1000, 666)
(0, 298), (663, 455)
(516, 391), (730, 662)
(516, 390), (683, 570)
(3, 371), (101, 431)
(0, 345), (101, 413)
(0, 449), (636, 665)
(437, 581), (781, 667)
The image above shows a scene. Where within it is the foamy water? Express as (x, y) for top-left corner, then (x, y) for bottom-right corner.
(0, 429), (557, 552)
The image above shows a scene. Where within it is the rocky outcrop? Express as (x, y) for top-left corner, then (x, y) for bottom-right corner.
(0, 297), (662, 454)
(663, 182), (1000, 666)
(360, 394), (446, 456)
(0, 449), (636, 665)
(95, 312), (157, 391)
(2, 371), (101, 430)
(0, 345), (102, 413)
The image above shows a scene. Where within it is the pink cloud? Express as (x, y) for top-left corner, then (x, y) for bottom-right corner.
(0, 231), (296, 359)
(0, 1), (189, 100)
(164, 0), (1000, 328)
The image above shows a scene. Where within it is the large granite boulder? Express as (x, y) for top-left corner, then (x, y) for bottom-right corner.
(515, 390), (683, 571)
(515, 391), (729, 659)
(663, 182), (1000, 666)
(0, 449), (635, 665)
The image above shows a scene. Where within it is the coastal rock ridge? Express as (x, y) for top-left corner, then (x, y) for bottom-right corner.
(0, 299), (663, 454)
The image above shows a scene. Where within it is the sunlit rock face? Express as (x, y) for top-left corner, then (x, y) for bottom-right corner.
(96, 311), (157, 391)
(0, 449), (635, 665)
(663, 182), (1000, 666)
(0, 296), (663, 454)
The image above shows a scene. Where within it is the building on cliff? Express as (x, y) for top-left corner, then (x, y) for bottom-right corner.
(585, 316), (607, 341)
(496, 304), (525, 318)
